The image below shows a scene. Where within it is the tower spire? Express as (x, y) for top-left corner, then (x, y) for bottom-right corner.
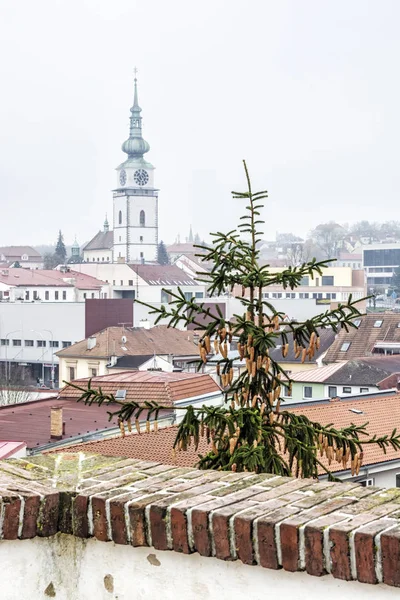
(121, 68), (150, 160)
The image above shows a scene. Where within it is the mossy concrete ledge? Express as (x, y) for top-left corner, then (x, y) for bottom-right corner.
(0, 453), (400, 588)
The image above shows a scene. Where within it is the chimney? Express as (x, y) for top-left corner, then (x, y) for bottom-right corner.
(50, 406), (63, 440)
(87, 336), (96, 350)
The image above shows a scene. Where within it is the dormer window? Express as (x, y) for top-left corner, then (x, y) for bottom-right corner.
(374, 320), (383, 328)
(21, 254), (28, 261)
(340, 342), (351, 352)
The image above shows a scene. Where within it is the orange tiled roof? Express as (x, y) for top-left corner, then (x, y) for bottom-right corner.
(59, 393), (400, 473)
(59, 371), (221, 406)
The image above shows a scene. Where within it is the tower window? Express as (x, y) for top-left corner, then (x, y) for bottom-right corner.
(140, 210), (145, 227)
(119, 210), (122, 225)
(140, 236), (143, 242)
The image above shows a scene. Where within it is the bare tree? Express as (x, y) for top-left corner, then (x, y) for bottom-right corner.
(0, 365), (35, 406)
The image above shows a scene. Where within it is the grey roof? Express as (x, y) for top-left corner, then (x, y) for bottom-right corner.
(0, 246), (42, 259)
(108, 355), (153, 369)
(327, 357), (400, 386)
(269, 327), (336, 364)
(83, 231), (113, 252)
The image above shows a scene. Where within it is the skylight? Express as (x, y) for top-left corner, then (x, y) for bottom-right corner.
(354, 319), (361, 328)
(349, 408), (364, 415)
(115, 390), (127, 400)
(340, 342), (351, 352)
(374, 320), (383, 328)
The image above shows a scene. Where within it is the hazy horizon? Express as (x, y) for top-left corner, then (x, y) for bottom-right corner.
(1, 0), (400, 247)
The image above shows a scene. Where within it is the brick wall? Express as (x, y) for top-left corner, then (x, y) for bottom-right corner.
(1, 453), (400, 589)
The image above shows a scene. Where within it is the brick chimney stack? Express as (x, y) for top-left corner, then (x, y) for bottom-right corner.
(50, 407), (63, 440)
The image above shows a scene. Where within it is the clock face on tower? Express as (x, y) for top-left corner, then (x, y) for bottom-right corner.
(134, 169), (149, 186)
(119, 170), (127, 186)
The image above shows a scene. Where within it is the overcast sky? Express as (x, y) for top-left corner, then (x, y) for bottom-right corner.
(1, 0), (400, 247)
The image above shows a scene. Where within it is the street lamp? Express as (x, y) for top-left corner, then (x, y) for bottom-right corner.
(42, 329), (55, 389)
(4, 329), (22, 383)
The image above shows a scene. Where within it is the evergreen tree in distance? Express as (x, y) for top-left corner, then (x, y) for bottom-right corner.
(71, 162), (400, 479)
(157, 241), (170, 265)
(54, 230), (67, 264)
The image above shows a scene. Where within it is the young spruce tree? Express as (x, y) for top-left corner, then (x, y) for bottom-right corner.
(73, 162), (400, 479)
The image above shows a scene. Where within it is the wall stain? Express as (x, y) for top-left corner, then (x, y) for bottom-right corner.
(44, 582), (56, 597)
(104, 574), (114, 593)
(147, 553), (161, 566)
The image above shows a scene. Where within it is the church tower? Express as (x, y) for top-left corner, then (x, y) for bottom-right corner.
(113, 73), (158, 263)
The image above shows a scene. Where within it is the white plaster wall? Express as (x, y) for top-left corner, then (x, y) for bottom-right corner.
(0, 534), (397, 600)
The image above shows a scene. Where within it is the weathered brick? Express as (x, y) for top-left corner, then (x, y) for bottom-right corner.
(91, 496), (110, 542)
(304, 512), (349, 577)
(280, 496), (356, 572)
(330, 503), (400, 581)
(1, 495), (21, 539)
(37, 492), (59, 537)
(381, 526), (400, 587)
(355, 518), (399, 584)
(256, 505), (302, 569)
(128, 493), (170, 547)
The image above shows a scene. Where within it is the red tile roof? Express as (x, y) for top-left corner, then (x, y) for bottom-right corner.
(0, 268), (103, 289)
(129, 264), (196, 286)
(59, 393), (400, 474)
(59, 371), (221, 405)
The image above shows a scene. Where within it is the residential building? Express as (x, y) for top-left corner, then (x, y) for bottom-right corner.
(0, 268), (106, 303)
(336, 252), (362, 269)
(167, 242), (197, 262)
(268, 327), (336, 374)
(82, 217), (113, 263)
(0, 371), (221, 452)
(324, 313), (400, 362)
(56, 325), (199, 382)
(362, 242), (400, 292)
(259, 266), (366, 307)
(285, 357), (400, 403)
(0, 246), (43, 269)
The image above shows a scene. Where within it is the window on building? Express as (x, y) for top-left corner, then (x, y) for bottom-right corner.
(360, 479), (375, 487)
(97, 258), (99, 262)
(55, 291), (59, 300)
(328, 386), (337, 398)
(340, 342), (351, 352)
(62, 291), (67, 300)
(45, 291), (49, 300)
(25, 340), (34, 347)
(12, 339), (21, 346)
(300, 276), (309, 286)
(283, 385), (292, 398)
(360, 387), (369, 393)
(120, 280), (123, 286)
(312, 293), (318, 299)
(118, 210), (122, 225)
(0, 339), (9, 346)
(90, 368), (97, 377)
(303, 386), (313, 399)
(161, 289), (172, 303)
(315, 278), (320, 287)
(33, 291), (38, 300)
(322, 276), (334, 286)
(25, 291), (29, 301)
(119, 236), (121, 242)
(128, 280), (133, 286)
(140, 252), (144, 259)
(62, 341), (72, 348)
(342, 386), (352, 394)
(195, 292), (204, 299)
(113, 280), (116, 286)
(184, 292), (193, 301)
(68, 367), (76, 381)
(49, 341), (59, 348)
(140, 210), (145, 226)
(374, 320), (383, 328)
(102, 257), (104, 262)
(91, 293), (95, 299)
(277, 293), (282, 298)
(83, 293), (86, 299)
(37, 340), (46, 347)
(140, 236), (143, 242)
(396, 474), (400, 488)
